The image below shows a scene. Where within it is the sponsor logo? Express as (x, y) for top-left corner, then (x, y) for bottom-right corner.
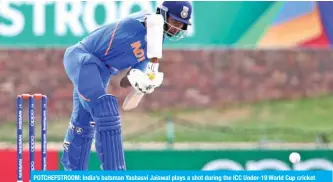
(202, 158), (333, 171)
(30, 135), (35, 152)
(30, 108), (35, 127)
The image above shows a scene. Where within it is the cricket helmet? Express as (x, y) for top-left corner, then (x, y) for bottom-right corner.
(156, 1), (192, 41)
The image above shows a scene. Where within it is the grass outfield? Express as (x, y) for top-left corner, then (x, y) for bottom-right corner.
(1, 95), (333, 143)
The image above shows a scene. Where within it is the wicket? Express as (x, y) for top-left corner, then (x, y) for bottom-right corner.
(16, 94), (48, 182)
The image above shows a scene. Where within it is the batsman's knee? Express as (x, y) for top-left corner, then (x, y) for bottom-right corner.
(61, 122), (95, 170)
(77, 91), (115, 116)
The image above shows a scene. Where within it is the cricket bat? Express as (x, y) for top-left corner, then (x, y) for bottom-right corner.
(122, 88), (145, 111)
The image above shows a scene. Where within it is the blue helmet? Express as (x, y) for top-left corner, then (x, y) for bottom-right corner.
(157, 1), (193, 41)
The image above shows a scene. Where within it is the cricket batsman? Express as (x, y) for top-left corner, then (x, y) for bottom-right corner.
(61, 1), (192, 170)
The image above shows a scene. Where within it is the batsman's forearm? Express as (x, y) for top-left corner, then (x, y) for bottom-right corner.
(150, 57), (159, 63)
(120, 75), (131, 88)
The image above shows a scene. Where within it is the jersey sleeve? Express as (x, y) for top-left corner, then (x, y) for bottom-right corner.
(132, 59), (149, 72)
(146, 14), (164, 59)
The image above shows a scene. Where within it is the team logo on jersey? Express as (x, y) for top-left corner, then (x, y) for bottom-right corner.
(181, 6), (189, 19)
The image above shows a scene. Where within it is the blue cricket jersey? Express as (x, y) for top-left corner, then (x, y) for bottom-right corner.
(79, 11), (155, 74)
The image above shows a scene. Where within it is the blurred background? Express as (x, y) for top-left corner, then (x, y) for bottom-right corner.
(1, 1), (333, 178)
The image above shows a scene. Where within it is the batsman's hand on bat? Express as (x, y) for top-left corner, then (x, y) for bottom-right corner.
(127, 68), (164, 94)
(146, 62), (164, 87)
